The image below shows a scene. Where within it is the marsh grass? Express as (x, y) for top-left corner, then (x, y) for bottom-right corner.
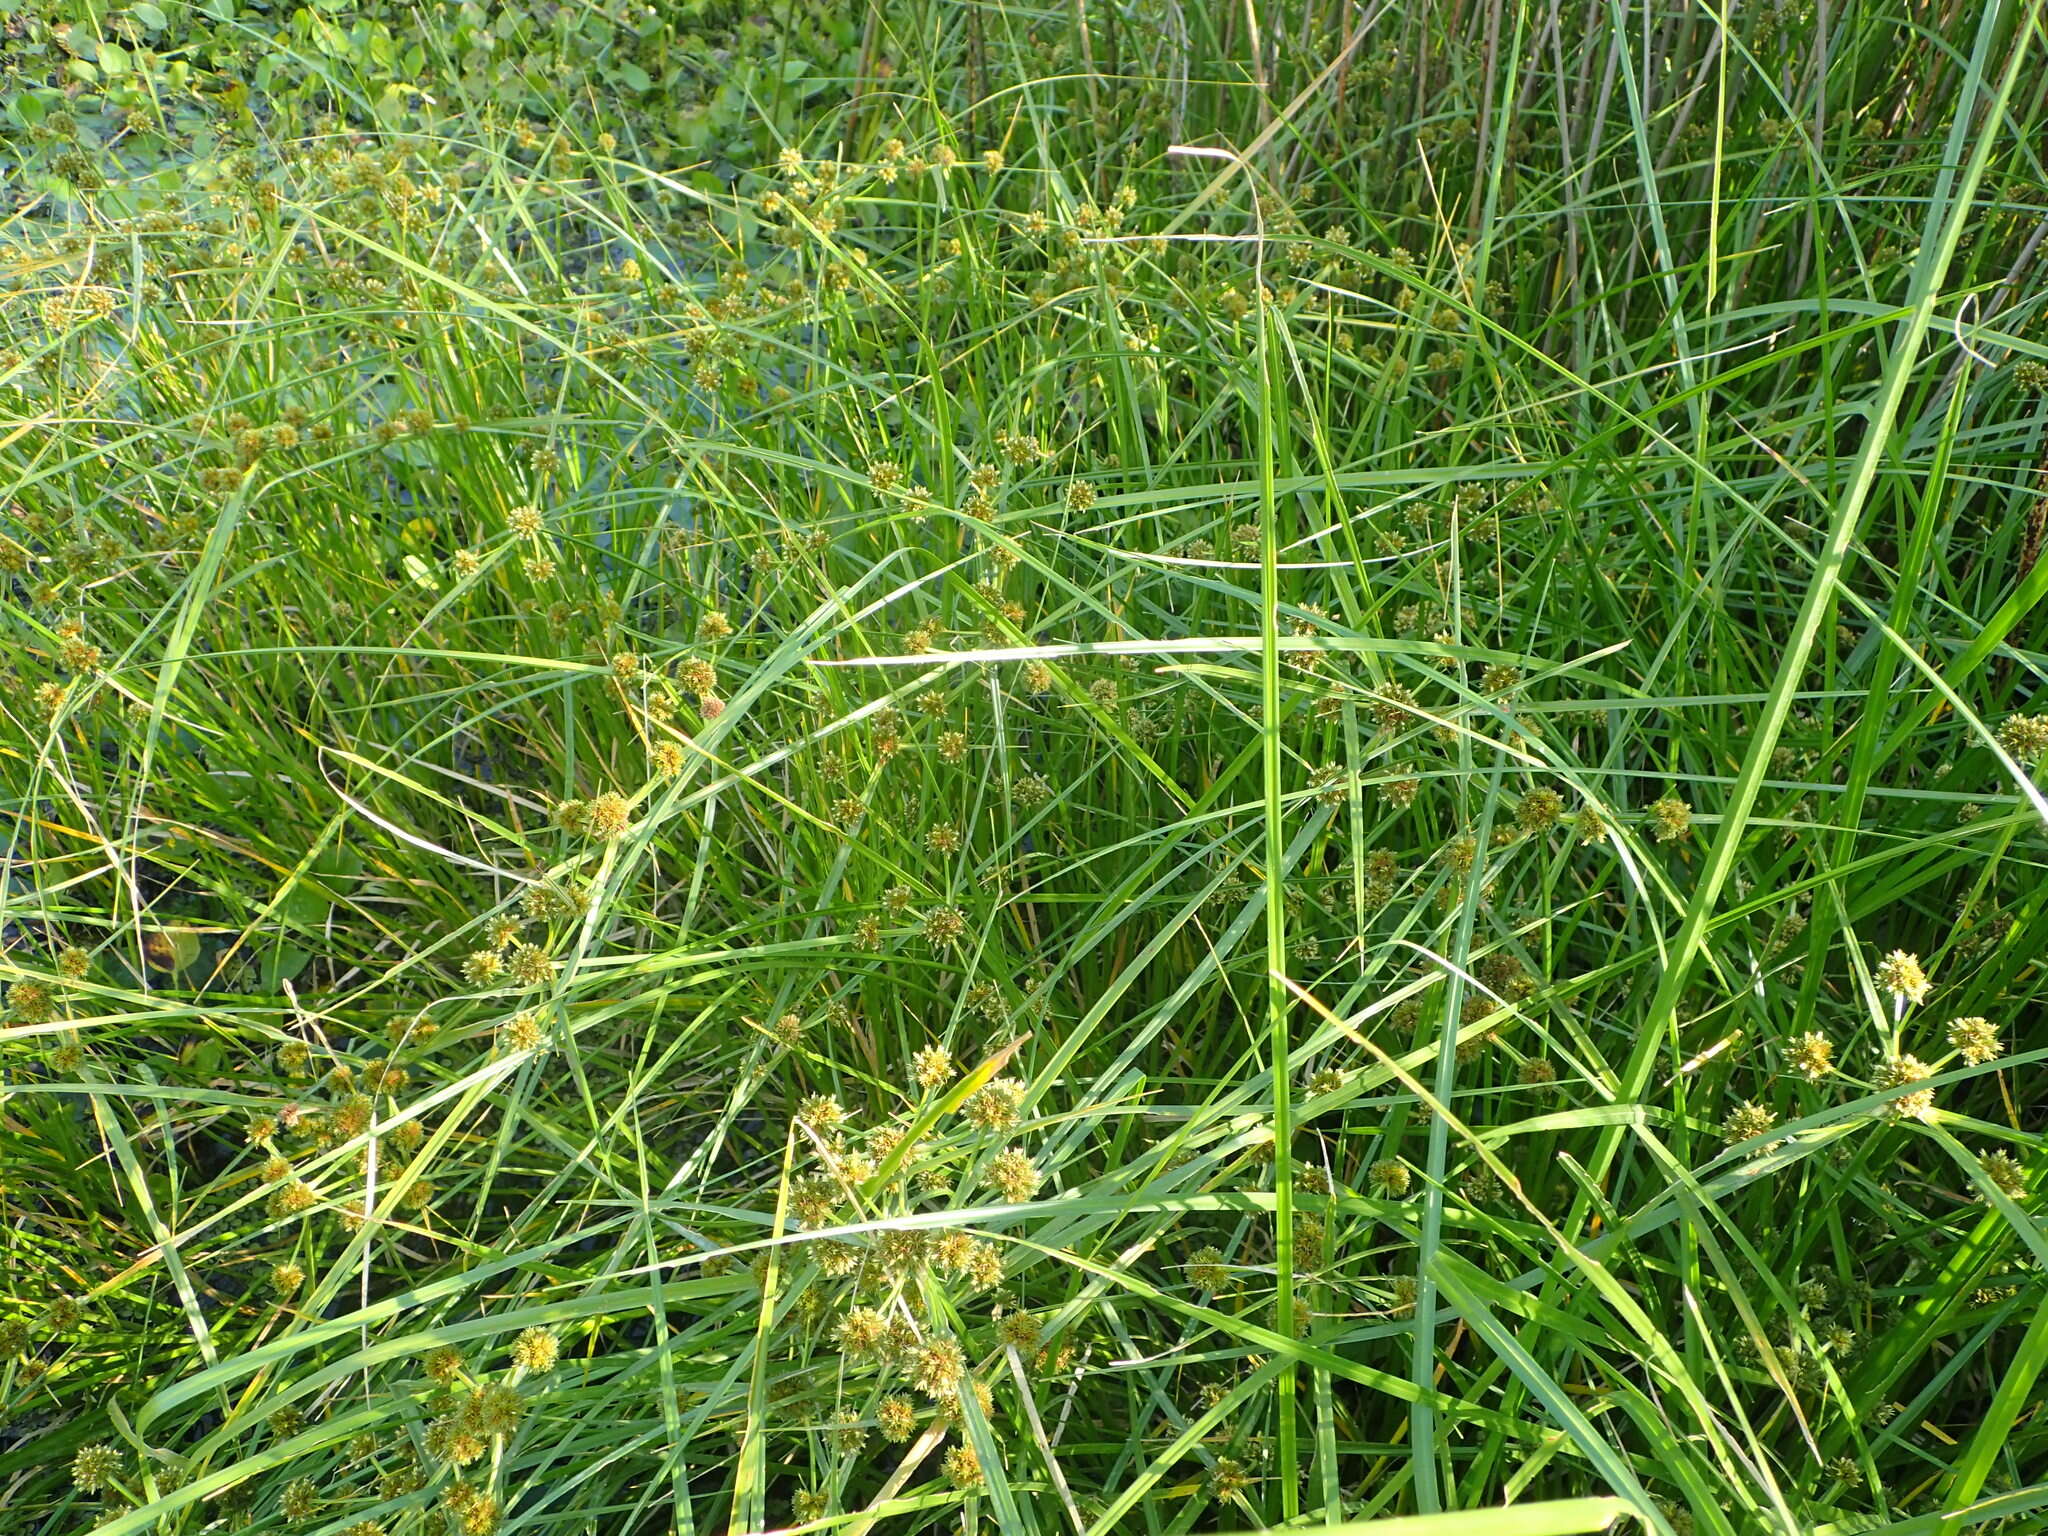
(3, 2), (2048, 1534)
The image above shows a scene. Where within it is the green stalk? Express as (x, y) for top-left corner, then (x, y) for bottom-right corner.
(1258, 220), (1300, 1532)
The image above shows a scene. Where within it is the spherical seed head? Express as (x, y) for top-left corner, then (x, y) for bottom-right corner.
(1647, 795), (1693, 843)
(72, 1443), (122, 1493)
(1722, 1100), (1777, 1145)
(6, 980), (55, 1025)
(1292, 1210), (1327, 1262)
(798, 1096), (848, 1138)
(964, 1241), (1004, 1290)
(471, 1381), (526, 1437)
(1516, 787), (1564, 833)
(1369, 1158), (1412, 1198)
(824, 1406), (869, 1454)
(1946, 1016), (2001, 1066)
(502, 1011), (546, 1053)
(997, 1310), (1042, 1355)
(1517, 1057), (1557, 1089)
(583, 790), (632, 840)
(912, 1044), (955, 1090)
(1982, 1150), (2027, 1201)
(521, 880), (585, 922)
(270, 1261), (305, 1297)
(923, 905), (968, 948)
(963, 1079), (1025, 1131)
(1574, 803), (1609, 843)
(55, 946), (89, 980)
(1874, 949), (1931, 1006)
(876, 1395), (917, 1442)
(281, 1476), (320, 1520)
(424, 1345), (466, 1384)
(925, 822), (962, 854)
(1209, 1457), (1254, 1496)
(507, 505), (543, 537)
(462, 948), (505, 986)
(1462, 1165), (1503, 1203)
(1371, 681), (1418, 730)
(988, 1147), (1041, 1202)
(507, 943), (555, 988)
(1788, 1030), (1834, 1081)
(1013, 769), (1053, 807)
(909, 1336), (966, 1399)
(1996, 713), (2048, 765)
(446, 1483), (500, 1536)
(511, 1326), (559, 1373)
(1873, 1053), (1936, 1120)
(942, 1444), (983, 1491)
(835, 1305), (887, 1355)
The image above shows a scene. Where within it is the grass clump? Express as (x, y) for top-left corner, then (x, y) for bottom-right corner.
(4, 2), (2048, 1534)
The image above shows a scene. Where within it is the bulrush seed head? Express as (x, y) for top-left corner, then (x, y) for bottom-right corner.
(1647, 795), (1693, 843)
(987, 1147), (1041, 1202)
(1515, 788), (1564, 833)
(963, 1079), (1025, 1131)
(1875, 949), (1931, 1006)
(923, 906), (968, 947)
(1995, 713), (2048, 764)
(912, 1044), (955, 1089)
(511, 1326), (560, 1373)
(1945, 1016), (2001, 1066)
(876, 1396), (916, 1442)
(1981, 1150), (2027, 1200)
(72, 1444), (123, 1493)
(583, 791), (632, 840)
(1872, 1054), (1935, 1121)
(1787, 1030), (1834, 1080)
(1722, 1101), (1777, 1147)
(909, 1337), (966, 1398)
